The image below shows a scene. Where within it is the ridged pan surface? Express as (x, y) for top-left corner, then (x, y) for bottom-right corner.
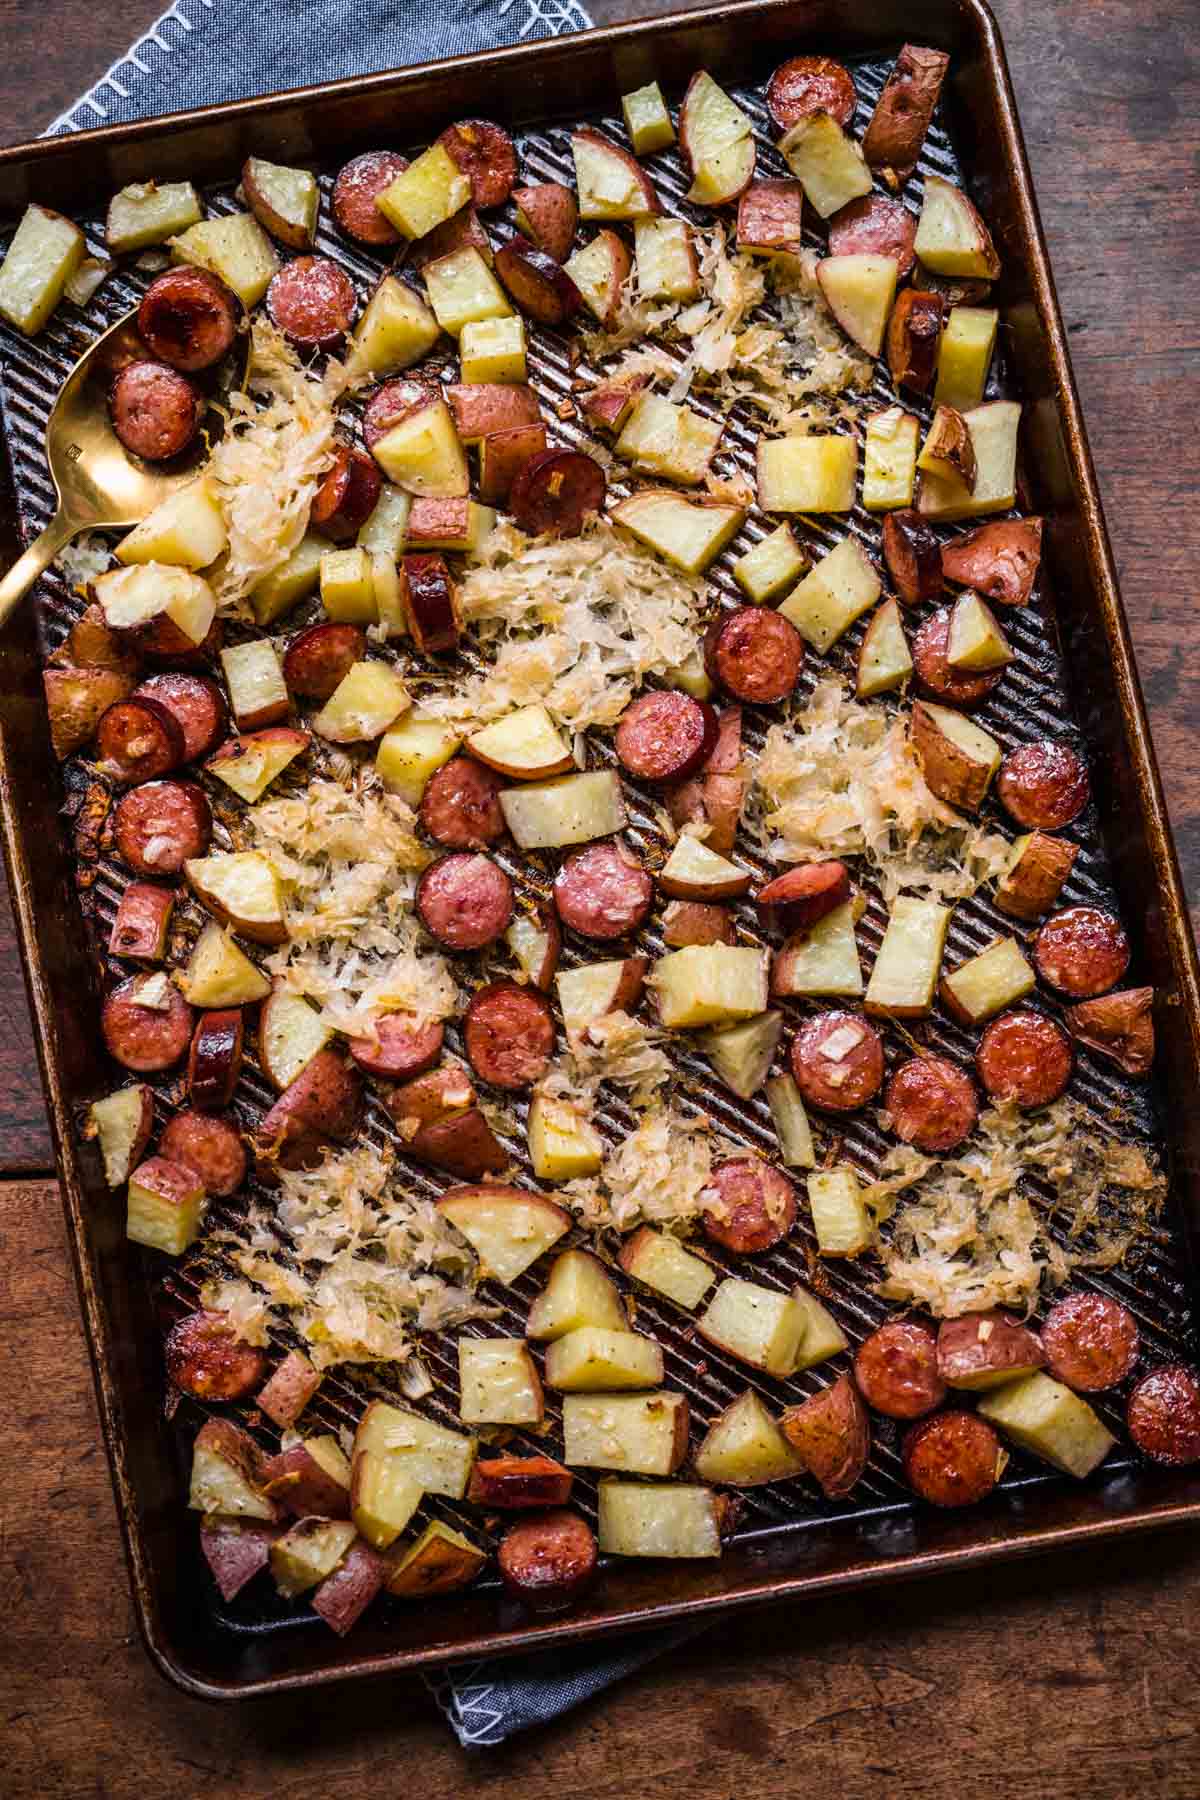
(0, 47), (1193, 1658)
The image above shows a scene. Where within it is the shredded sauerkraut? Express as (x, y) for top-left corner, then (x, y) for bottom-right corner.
(563, 1105), (727, 1233)
(55, 532), (112, 589)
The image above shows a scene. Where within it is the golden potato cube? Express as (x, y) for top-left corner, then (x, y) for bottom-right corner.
(694, 1389), (806, 1486)
(384, 1519), (486, 1596)
(106, 180), (202, 254)
(758, 433), (858, 514)
(978, 1372), (1116, 1478)
(792, 1286), (849, 1369)
(618, 1226), (715, 1311)
(117, 477), (227, 571)
(698, 1277), (809, 1377)
(0, 204), (85, 335)
(807, 1166), (873, 1256)
(616, 392), (720, 485)
(527, 1248), (627, 1340)
(598, 1480), (721, 1558)
(354, 1400), (476, 1499)
(350, 1450), (423, 1549)
(126, 1155), (205, 1255)
(178, 921), (271, 1007)
(460, 313), (527, 384)
(271, 1519), (357, 1597)
(319, 546), (377, 624)
(634, 218), (700, 302)
(370, 400), (469, 498)
(220, 638), (288, 732)
(947, 591), (1011, 671)
(733, 523), (806, 603)
(458, 1337), (545, 1426)
(250, 531), (330, 626)
(698, 1011), (784, 1100)
(611, 490), (745, 572)
(170, 212), (278, 307)
(779, 112), (873, 218)
(562, 1392), (689, 1475)
(857, 598), (913, 698)
(771, 900), (864, 999)
(545, 1327), (664, 1391)
(934, 306), (998, 412)
(375, 712), (460, 805)
(499, 770), (625, 850)
(312, 660), (410, 743)
(422, 246), (512, 337)
(942, 936), (1035, 1024)
(622, 81), (676, 154)
(651, 944), (769, 1029)
(188, 1420), (274, 1520)
(765, 1073), (816, 1169)
(528, 1092), (604, 1181)
(864, 895), (952, 1018)
(778, 534), (880, 652)
(439, 1186), (571, 1284)
(863, 406), (920, 511)
(358, 485), (412, 559)
(918, 400), (1020, 522)
(349, 275), (441, 378)
(376, 143), (471, 239)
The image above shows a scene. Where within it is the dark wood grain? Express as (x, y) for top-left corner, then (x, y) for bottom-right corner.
(0, 2), (1198, 1791)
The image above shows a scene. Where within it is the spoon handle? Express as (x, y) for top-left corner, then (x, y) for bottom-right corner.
(0, 513), (78, 631)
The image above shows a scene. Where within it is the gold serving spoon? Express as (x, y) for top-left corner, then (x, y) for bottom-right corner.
(0, 307), (207, 628)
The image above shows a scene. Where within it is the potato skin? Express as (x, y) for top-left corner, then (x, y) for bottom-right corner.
(862, 44), (950, 182)
(780, 1372), (870, 1498)
(911, 701), (993, 811)
(255, 1049), (362, 1171)
(262, 1443), (351, 1519)
(936, 1310), (1045, 1391)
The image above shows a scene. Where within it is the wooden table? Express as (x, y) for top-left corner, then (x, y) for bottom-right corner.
(3, 1), (1199, 1793)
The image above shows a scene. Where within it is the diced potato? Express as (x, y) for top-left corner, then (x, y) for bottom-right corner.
(87, 1084), (153, 1188)
(64, 256), (112, 308)
(179, 921), (271, 1007)
(375, 712), (460, 804)
(257, 1351), (321, 1429)
(779, 112), (873, 218)
(220, 638), (289, 732)
(616, 392), (721, 485)
(977, 1372), (1115, 1478)
(460, 313), (527, 384)
(354, 1399), (476, 1499)
(562, 1392), (689, 1476)
(918, 405), (977, 490)
(106, 180), (202, 253)
(572, 129), (659, 221)
(313, 660), (410, 743)
(348, 276), (441, 378)
(862, 407), (920, 512)
(911, 700), (1002, 811)
(623, 81), (676, 155)
(250, 532), (330, 626)
(698, 1277), (809, 1377)
(170, 212), (278, 308)
(864, 895), (952, 1018)
(733, 524), (806, 603)
(792, 1286), (849, 1370)
(665, 644), (714, 700)
(423, 245), (512, 337)
(935, 306), (998, 412)
(807, 1166), (872, 1256)
(439, 1184), (571, 1284)
(652, 944), (769, 1029)
(918, 400), (1020, 522)
(681, 71), (758, 204)
(698, 1011), (784, 1099)
(208, 727), (308, 804)
(771, 900), (864, 999)
(694, 1389), (807, 1486)
(941, 936), (1035, 1024)
(527, 1092), (604, 1181)
(242, 156), (318, 249)
(358, 485), (412, 559)
(527, 1248), (627, 1341)
(127, 1155), (206, 1255)
(995, 831), (1075, 922)
(468, 704), (574, 780)
(564, 229), (632, 327)
(758, 434), (857, 514)
(458, 1337), (545, 1426)
(94, 563), (216, 644)
(499, 770), (625, 849)
(507, 911), (559, 990)
(634, 218), (700, 302)
(371, 399), (469, 499)
(185, 849), (287, 944)
(377, 143), (472, 239)
(778, 535), (879, 652)
(259, 986), (331, 1091)
(350, 1451), (423, 1550)
(947, 591), (1011, 670)
(611, 490), (745, 573)
(618, 1226), (715, 1310)
(857, 599), (913, 698)
(913, 174), (1001, 279)
(116, 478), (227, 570)
(765, 1073), (816, 1169)
(188, 1419), (274, 1521)
(0, 204), (85, 335)
(319, 546), (377, 623)
(406, 499), (496, 556)
(545, 1327), (663, 1392)
(271, 1519), (357, 1598)
(816, 254), (898, 356)
(659, 834), (749, 901)
(598, 1481), (721, 1558)
(383, 1519), (487, 1597)
(556, 959), (645, 1042)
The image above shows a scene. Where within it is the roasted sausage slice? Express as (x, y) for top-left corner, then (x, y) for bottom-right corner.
(494, 238), (583, 327)
(113, 779), (211, 875)
(1042, 1292), (1139, 1393)
(704, 607), (804, 705)
(102, 975), (193, 1073)
(1034, 906), (1130, 998)
(331, 150), (408, 245)
(997, 740), (1089, 831)
(137, 266), (239, 372)
(96, 696), (185, 783)
(754, 862), (850, 933)
(1063, 986), (1155, 1077)
(509, 448), (606, 538)
(885, 1056), (979, 1153)
(160, 1108), (247, 1198)
(165, 1309), (267, 1400)
(614, 691), (718, 785)
(553, 841), (654, 941)
(701, 1157), (797, 1254)
(855, 1320), (945, 1420)
(437, 120), (518, 209)
(419, 756), (506, 848)
(468, 1453), (574, 1509)
(188, 1008), (245, 1111)
(266, 256), (358, 350)
(464, 982), (556, 1090)
(903, 1410), (1006, 1507)
(133, 672), (227, 763)
(310, 445), (383, 542)
(109, 362), (201, 462)
(347, 1014), (444, 1080)
(416, 852), (514, 951)
(497, 1509), (598, 1613)
(1126, 1365), (1200, 1466)
(913, 605), (1004, 708)
(282, 623), (367, 701)
(789, 1010), (884, 1114)
(766, 55), (857, 130)
(975, 1010), (1073, 1108)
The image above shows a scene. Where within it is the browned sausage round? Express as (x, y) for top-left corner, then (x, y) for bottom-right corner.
(347, 1013), (444, 1080)
(912, 605), (1004, 707)
(855, 1320), (946, 1420)
(266, 256), (358, 350)
(789, 1010), (884, 1113)
(96, 697), (184, 783)
(703, 607), (803, 705)
(701, 1157), (797, 1253)
(464, 982), (556, 1090)
(828, 194), (917, 276)
(975, 1009), (1073, 1108)
(885, 1056), (979, 1154)
(419, 756), (506, 848)
(755, 861), (850, 932)
(331, 150), (408, 245)
(282, 622), (366, 701)
(766, 54), (857, 130)
(1034, 906), (1130, 998)
(903, 1410), (1006, 1507)
(1126, 1365), (1200, 1466)
(437, 119), (518, 209)
(310, 444), (383, 542)
(494, 238), (582, 326)
(164, 1309), (267, 1400)
(497, 1509), (598, 1613)
(113, 779), (211, 875)
(997, 741), (1089, 830)
(362, 377), (437, 450)
(554, 841), (654, 941)
(136, 612), (223, 668)
(188, 1007), (244, 1111)
(137, 267), (239, 373)
(160, 1108), (247, 1198)
(102, 975), (193, 1072)
(509, 448), (606, 538)
(614, 691), (718, 785)
(109, 361), (201, 461)
(882, 508), (942, 605)
(1042, 1292), (1139, 1393)
(416, 852), (514, 951)
(133, 672), (227, 762)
